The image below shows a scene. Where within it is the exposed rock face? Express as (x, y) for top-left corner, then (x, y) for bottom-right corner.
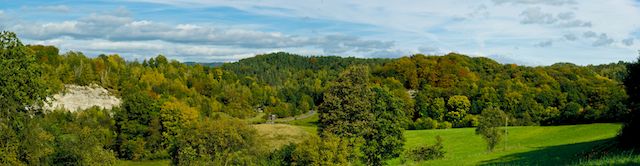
(44, 84), (121, 112)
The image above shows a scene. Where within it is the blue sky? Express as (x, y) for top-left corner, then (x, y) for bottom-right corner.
(1, 0), (640, 65)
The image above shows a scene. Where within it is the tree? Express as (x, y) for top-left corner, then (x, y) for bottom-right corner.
(0, 31), (48, 114)
(318, 66), (406, 165)
(416, 95), (446, 121)
(113, 90), (161, 160)
(475, 107), (507, 151)
(169, 117), (259, 166)
(446, 95), (470, 126)
(361, 86), (406, 165)
(0, 31), (51, 165)
(619, 54), (640, 147)
(318, 65), (373, 138)
(44, 108), (117, 165)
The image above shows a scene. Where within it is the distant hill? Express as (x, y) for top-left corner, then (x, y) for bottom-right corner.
(183, 62), (226, 67)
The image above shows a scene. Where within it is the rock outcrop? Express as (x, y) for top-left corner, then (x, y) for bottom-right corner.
(44, 84), (121, 112)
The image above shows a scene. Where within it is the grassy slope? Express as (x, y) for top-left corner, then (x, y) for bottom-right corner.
(253, 124), (311, 151)
(114, 117), (623, 166)
(392, 123), (621, 165)
(574, 151), (640, 165)
(277, 114), (626, 165)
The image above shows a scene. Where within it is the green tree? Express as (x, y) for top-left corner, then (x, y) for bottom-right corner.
(0, 31), (51, 165)
(318, 66), (406, 165)
(475, 107), (507, 151)
(113, 90), (161, 160)
(361, 86), (406, 165)
(446, 95), (470, 126)
(416, 94), (446, 121)
(620, 55), (640, 147)
(169, 117), (259, 166)
(0, 31), (48, 114)
(318, 65), (373, 138)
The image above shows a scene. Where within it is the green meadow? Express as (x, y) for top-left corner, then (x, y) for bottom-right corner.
(115, 123), (628, 166)
(393, 123), (622, 165)
(281, 115), (626, 165)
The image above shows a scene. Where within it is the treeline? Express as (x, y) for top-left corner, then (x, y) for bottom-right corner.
(28, 43), (630, 128)
(378, 55), (628, 128)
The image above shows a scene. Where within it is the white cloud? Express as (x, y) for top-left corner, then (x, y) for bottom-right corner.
(368, 49), (407, 58)
(559, 20), (592, 27)
(583, 31), (615, 46)
(622, 38), (634, 46)
(583, 31), (597, 38)
(488, 54), (532, 65)
(593, 34), (615, 47)
(418, 46), (444, 55)
(9, 0), (640, 64)
(520, 7), (558, 24)
(492, 0), (577, 6)
(564, 34), (578, 41)
(557, 12), (575, 20)
(35, 5), (71, 13)
(10, 12), (392, 55)
(534, 40), (553, 47)
(519, 7), (591, 28)
(29, 37), (271, 62)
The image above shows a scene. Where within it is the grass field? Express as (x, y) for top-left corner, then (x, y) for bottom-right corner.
(392, 123), (622, 165)
(574, 151), (640, 165)
(253, 124), (311, 151)
(115, 123), (629, 165)
(281, 114), (628, 165)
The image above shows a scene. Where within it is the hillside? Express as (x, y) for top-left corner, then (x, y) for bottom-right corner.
(395, 123), (621, 165)
(111, 123), (624, 166)
(28, 46), (629, 126)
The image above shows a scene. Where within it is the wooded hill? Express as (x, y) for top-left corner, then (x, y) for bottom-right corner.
(31, 46), (629, 128)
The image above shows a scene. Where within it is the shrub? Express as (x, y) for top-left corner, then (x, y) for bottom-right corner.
(268, 134), (351, 166)
(402, 136), (445, 162)
(476, 107), (507, 151)
(413, 117), (438, 130)
(438, 121), (452, 129)
(462, 114), (479, 127)
(168, 117), (260, 166)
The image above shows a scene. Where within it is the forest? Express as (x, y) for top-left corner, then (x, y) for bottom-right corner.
(2, 30), (639, 165)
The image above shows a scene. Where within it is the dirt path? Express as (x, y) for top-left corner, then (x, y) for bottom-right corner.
(274, 110), (316, 123)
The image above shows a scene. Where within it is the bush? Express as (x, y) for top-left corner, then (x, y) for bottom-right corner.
(402, 136), (445, 162)
(462, 114), (479, 127)
(268, 134), (351, 166)
(438, 121), (452, 129)
(168, 117), (260, 166)
(413, 117), (438, 130)
(476, 107), (507, 151)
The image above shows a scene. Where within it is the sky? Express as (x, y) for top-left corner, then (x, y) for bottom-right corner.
(1, 0), (640, 65)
